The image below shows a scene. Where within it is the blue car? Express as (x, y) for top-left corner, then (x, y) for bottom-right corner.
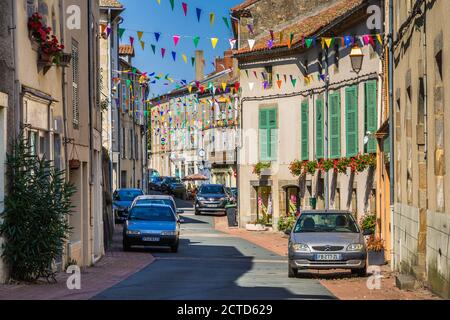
(113, 188), (144, 223)
(123, 204), (181, 252)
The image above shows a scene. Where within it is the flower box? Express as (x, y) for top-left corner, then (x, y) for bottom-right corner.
(245, 223), (267, 232)
(368, 250), (385, 266)
(58, 52), (72, 67)
(69, 159), (81, 170)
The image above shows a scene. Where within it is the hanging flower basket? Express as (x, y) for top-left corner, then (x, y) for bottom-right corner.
(69, 159), (81, 170)
(38, 51), (54, 67)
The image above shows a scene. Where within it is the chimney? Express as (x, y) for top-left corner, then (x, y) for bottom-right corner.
(195, 50), (204, 81)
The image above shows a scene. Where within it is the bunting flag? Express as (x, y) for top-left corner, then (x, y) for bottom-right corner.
(344, 35), (353, 47)
(222, 82), (227, 91)
(171, 51), (176, 61)
(229, 38), (237, 50)
(169, 0), (174, 11)
(182, 2), (188, 16)
(193, 36), (200, 48)
(129, 36), (134, 47)
(100, 24), (107, 35)
(248, 39), (255, 50)
(140, 41), (145, 50)
(323, 37), (333, 49)
(188, 85), (192, 93)
(305, 38), (313, 48)
(182, 54), (187, 63)
(290, 75), (297, 87)
(276, 80), (282, 89)
(223, 17), (231, 30)
(118, 28), (125, 40)
(270, 30), (274, 41)
(288, 33), (294, 49)
(154, 32), (161, 42)
(210, 13), (215, 26)
(248, 82), (254, 91)
(191, 57), (196, 66)
(279, 32), (284, 44)
(137, 31), (144, 41)
(245, 70), (249, 78)
(196, 8), (202, 22)
(211, 38), (218, 49)
(376, 34), (383, 45)
(173, 35), (180, 46)
(161, 48), (166, 58)
(267, 39), (273, 49)
(247, 24), (254, 35)
(151, 44), (156, 54)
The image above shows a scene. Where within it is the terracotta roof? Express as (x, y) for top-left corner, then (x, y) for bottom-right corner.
(231, 0), (260, 11)
(236, 0), (365, 55)
(99, 0), (123, 8)
(119, 44), (134, 56)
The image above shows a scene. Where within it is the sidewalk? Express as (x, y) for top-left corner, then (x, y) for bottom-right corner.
(0, 225), (155, 300)
(214, 216), (441, 300)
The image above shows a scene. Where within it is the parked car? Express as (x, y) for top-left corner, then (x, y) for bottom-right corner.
(149, 176), (164, 191)
(123, 204), (181, 252)
(161, 177), (187, 199)
(194, 184), (234, 215)
(130, 195), (184, 216)
(113, 188), (144, 223)
(286, 210), (372, 278)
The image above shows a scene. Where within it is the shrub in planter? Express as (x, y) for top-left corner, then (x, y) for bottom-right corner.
(0, 134), (75, 282)
(366, 236), (385, 266)
(277, 215), (296, 232)
(360, 213), (376, 234)
(252, 162), (271, 176)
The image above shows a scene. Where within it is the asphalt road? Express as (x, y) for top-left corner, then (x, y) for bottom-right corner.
(94, 196), (335, 300)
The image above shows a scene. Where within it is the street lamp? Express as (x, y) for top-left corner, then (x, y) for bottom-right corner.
(350, 45), (364, 74)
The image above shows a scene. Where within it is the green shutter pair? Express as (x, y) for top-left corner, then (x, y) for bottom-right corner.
(259, 108), (277, 161)
(345, 86), (359, 157)
(365, 81), (378, 154)
(329, 92), (341, 159)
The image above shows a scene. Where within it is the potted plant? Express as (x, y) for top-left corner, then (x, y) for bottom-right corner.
(360, 213), (376, 235)
(366, 236), (385, 266)
(253, 162), (271, 177)
(245, 218), (268, 231)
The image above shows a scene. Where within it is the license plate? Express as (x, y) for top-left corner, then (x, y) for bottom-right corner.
(315, 254), (342, 261)
(206, 204), (217, 208)
(142, 237), (160, 242)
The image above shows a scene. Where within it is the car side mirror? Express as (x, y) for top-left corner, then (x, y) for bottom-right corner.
(363, 229), (374, 236)
(284, 229), (292, 235)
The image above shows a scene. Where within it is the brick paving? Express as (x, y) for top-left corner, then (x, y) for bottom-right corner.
(214, 216), (442, 300)
(0, 225), (155, 300)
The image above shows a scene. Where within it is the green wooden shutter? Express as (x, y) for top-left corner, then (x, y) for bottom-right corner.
(259, 109), (268, 160)
(365, 81), (378, 154)
(316, 98), (324, 159)
(329, 92), (341, 159)
(346, 86), (359, 157)
(301, 101), (309, 160)
(268, 108), (278, 160)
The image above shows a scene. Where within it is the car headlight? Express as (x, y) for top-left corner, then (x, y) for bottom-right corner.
(126, 230), (141, 235)
(220, 197), (227, 201)
(161, 231), (177, 236)
(347, 244), (364, 251)
(197, 197), (205, 201)
(291, 243), (310, 253)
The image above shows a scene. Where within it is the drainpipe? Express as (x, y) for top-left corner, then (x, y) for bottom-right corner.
(59, 0), (69, 180)
(108, 8), (113, 196)
(11, 0), (20, 137)
(388, 0), (395, 270)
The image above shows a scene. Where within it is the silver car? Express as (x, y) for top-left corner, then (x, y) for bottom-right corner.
(287, 210), (371, 278)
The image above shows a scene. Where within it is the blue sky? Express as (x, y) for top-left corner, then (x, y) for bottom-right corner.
(119, 0), (243, 97)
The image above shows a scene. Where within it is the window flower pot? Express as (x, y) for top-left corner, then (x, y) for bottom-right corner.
(368, 250), (385, 266)
(69, 159), (81, 170)
(58, 52), (72, 67)
(39, 51), (54, 67)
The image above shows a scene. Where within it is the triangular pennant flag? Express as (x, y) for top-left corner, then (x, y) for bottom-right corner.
(288, 33), (294, 48)
(210, 13), (215, 26)
(229, 38), (237, 50)
(211, 38), (218, 49)
(173, 35), (180, 46)
(290, 75), (297, 88)
(248, 39), (255, 50)
(323, 37), (333, 49)
(137, 31), (144, 41)
(223, 17), (231, 30)
(247, 24), (254, 35)
(154, 32), (161, 42)
(191, 57), (196, 66)
(267, 39), (273, 49)
(344, 36), (353, 47)
(363, 35), (370, 46)
(376, 34), (383, 45)
(188, 85), (192, 93)
(245, 70), (249, 77)
(140, 41), (145, 50)
(129, 36), (134, 47)
(248, 82), (254, 91)
(151, 44), (156, 54)
(222, 82), (227, 91)
(270, 30), (274, 41)
(169, 0), (174, 11)
(279, 32), (284, 44)
(305, 38), (313, 48)
(100, 24), (107, 35)
(234, 82), (240, 92)
(182, 2), (188, 16)
(182, 54), (187, 63)
(193, 36), (200, 48)
(118, 28), (125, 40)
(196, 8), (202, 22)
(253, 71), (258, 78)
(161, 48), (166, 58)
(171, 51), (176, 61)
(276, 80), (282, 89)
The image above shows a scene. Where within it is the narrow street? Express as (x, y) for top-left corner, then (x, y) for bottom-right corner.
(94, 196), (335, 300)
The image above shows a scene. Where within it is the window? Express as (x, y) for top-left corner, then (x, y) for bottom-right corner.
(316, 98), (324, 159)
(345, 86), (359, 157)
(364, 81), (378, 153)
(72, 39), (80, 128)
(329, 92), (341, 159)
(301, 101), (309, 161)
(259, 108), (277, 161)
(28, 131), (38, 156)
(26, 0), (36, 17)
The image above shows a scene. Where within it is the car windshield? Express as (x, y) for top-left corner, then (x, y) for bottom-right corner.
(151, 176), (162, 182)
(293, 213), (359, 233)
(116, 190), (143, 201)
(136, 199), (175, 211)
(200, 185), (225, 194)
(166, 178), (181, 183)
(128, 206), (175, 222)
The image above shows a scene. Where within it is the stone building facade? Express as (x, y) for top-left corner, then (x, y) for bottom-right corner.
(232, 0), (382, 228)
(391, 0), (450, 299)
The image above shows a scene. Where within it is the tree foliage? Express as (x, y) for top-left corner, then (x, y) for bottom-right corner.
(0, 134), (75, 282)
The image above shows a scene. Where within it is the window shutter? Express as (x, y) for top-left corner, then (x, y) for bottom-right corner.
(316, 98), (324, 159)
(329, 92), (341, 159)
(365, 81), (378, 153)
(268, 108), (277, 160)
(301, 101), (309, 160)
(259, 109), (268, 160)
(346, 86), (359, 157)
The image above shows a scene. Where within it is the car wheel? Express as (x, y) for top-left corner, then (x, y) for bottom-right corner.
(288, 265), (298, 278)
(352, 267), (367, 277)
(170, 244), (179, 253)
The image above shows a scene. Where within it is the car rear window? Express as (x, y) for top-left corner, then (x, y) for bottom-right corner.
(293, 213), (359, 233)
(129, 206), (175, 222)
(136, 199), (175, 211)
